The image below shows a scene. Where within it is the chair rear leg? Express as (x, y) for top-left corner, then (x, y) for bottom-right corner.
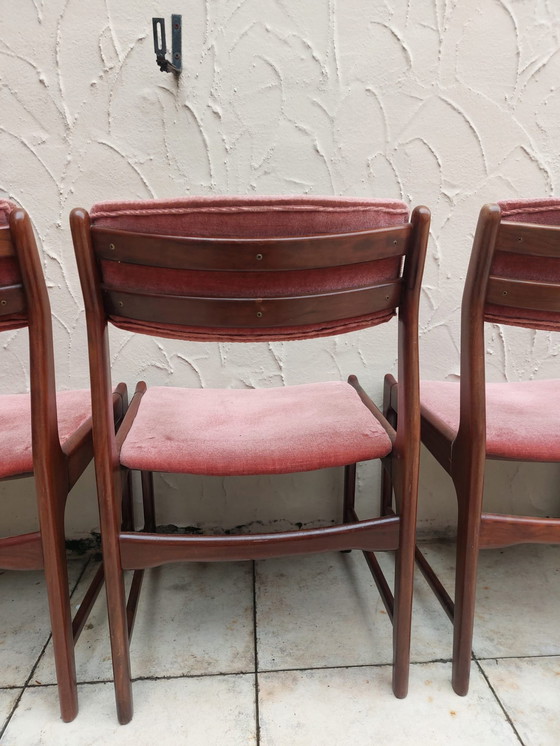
(38, 493), (78, 722)
(140, 471), (156, 532)
(343, 463), (356, 524)
(121, 468), (134, 531)
(451, 493), (482, 696)
(96, 464), (134, 724)
(381, 374), (397, 516)
(391, 462), (418, 699)
(391, 524), (415, 698)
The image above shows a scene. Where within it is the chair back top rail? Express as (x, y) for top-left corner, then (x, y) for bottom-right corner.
(91, 223), (411, 272)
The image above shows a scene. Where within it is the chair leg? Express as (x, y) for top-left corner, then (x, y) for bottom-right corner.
(140, 471), (156, 532)
(37, 494), (78, 722)
(391, 527), (415, 698)
(343, 464), (356, 523)
(121, 468), (134, 531)
(96, 464), (134, 724)
(451, 494), (481, 696)
(381, 374), (396, 516)
(104, 555), (133, 723)
(390, 444), (419, 699)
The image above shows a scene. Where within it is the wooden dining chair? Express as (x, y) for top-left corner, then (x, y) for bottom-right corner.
(0, 200), (129, 721)
(70, 195), (429, 723)
(383, 197), (560, 696)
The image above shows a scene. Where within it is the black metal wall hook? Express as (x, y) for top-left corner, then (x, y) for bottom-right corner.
(152, 15), (182, 74)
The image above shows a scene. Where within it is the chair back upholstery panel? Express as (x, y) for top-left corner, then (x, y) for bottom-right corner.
(485, 198), (560, 331)
(89, 196), (410, 342)
(0, 200), (27, 332)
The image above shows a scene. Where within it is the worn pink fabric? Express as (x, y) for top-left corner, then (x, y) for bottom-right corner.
(90, 196), (409, 342)
(486, 198), (560, 330)
(0, 389), (92, 479)
(420, 380), (560, 461)
(0, 200), (26, 332)
(120, 381), (392, 475)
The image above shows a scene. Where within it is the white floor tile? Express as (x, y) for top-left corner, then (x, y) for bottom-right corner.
(480, 656), (560, 746)
(35, 559), (255, 683)
(0, 688), (20, 732)
(0, 561), (86, 687)
(258, 663), (519, 746)
(256, 550), (453, 670)
(2, 675), (256, 745)
(421, 542), (560, 658)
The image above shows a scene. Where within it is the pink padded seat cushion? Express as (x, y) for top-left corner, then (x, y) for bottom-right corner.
(0, 200), (26, 332)
(0, 389), (91, 479)
(420, 380), (560, 461)
(90, 196), (409, 342)
(120, 381), (392, 475)
(486, 199), (560, 331)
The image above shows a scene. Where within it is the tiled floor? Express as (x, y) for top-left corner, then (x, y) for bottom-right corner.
(1, 541), (560, 744)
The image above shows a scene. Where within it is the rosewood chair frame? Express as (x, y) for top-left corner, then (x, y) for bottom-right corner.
(383, 202), (560, 695)
(0, 208), (129, 721)
(71, 204), (429, 724)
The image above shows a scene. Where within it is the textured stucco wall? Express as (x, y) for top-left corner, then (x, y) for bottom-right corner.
(2, 1), (560, 538)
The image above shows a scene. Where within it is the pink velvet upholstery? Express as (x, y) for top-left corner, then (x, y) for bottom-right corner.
(0, 200), (26, 332)
(119, 381), (392, 475)
(0, 389), (92, 479)
(420, 380), (560, 461)
(485, 199), (560, 330)
(90, 196), (409, 342)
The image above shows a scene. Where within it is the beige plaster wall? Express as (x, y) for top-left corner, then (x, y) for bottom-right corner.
(2, 1), (560, 539)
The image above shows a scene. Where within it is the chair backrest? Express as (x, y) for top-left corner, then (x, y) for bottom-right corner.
(74, 196), (425, 343)
(0, 200), (28, 332)
(0, 201), (62, 466)
(456, 198), (560, 448)
(485, 198), (560, 331)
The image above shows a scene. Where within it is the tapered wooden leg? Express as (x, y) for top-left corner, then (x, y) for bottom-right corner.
(391, 448), (418, 699)
(381, 374), (397, 516)
(343, 464), (356, 524)
(451, 494), (481, 696)
(391, 523), (415, 698)
(37, 487), (78, 722)
(140, 471), (156, 532)
(121, 468), (134, 531)
(96, 463), (133, 724)
(104, 555), (133, 724)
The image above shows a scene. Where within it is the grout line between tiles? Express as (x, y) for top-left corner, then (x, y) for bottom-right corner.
(474, 652), (560, 662)
(252, 561), (261, 746)
(0, 555), (93, 741)
(26, 658), (463, 690)
(474, 659), (525, 746)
